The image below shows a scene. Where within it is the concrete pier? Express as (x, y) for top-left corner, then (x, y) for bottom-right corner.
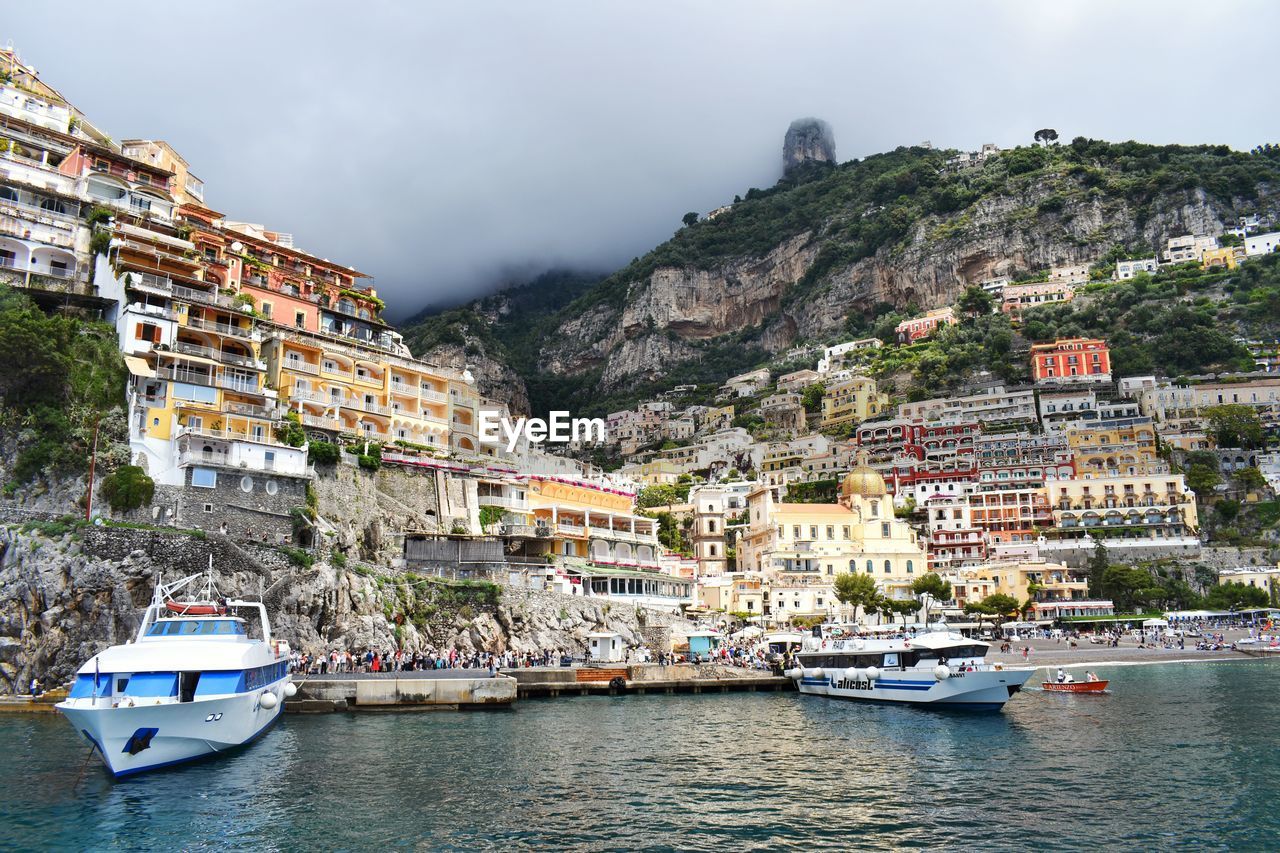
(287, 671), (517, 712)
(503, 664), (794, 699)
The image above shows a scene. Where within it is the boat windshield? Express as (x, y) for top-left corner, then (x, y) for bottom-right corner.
(145, 619), (246, 637)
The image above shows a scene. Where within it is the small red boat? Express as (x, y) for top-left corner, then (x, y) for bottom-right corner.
(1042, 679), (1108, 693)
(165, 600), (226, 616)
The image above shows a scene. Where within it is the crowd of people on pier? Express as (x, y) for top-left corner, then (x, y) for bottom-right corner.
(289, 647), (578, 675)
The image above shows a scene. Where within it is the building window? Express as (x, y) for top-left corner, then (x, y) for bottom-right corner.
(260, 302), (273, 319)
(906, 560), (914, 573)
(295, 311), (306, 328)
(881, 522), (890, 538)
(203, 504), (214, 513)
(135, 322), (161, 343)
(842, 525), (850, 539)
(191, 468), (217, 489)
(240, 476), (253, 493)
(265, 480), (278, 496)
(866, 560), (873, 572)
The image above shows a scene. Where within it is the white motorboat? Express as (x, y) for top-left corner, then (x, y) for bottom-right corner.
(787, 628), (1033, 711)
(57, 570), (295, 778)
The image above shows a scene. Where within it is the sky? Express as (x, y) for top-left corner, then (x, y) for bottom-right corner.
(7, 2), (1278, 319)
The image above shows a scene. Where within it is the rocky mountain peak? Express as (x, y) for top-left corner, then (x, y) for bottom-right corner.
(783, 117), (836, 173)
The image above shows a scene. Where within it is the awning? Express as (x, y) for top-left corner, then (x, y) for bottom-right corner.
(124, 355), (155, 378)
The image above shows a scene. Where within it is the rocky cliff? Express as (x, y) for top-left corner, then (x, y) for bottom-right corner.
(402, 139), (1280, 413)
(783, 117), (836, 172)
(0, 522), (691, 694)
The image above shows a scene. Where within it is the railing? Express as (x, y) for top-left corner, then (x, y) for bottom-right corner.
(155, 365), (213, 386)
(557, 523), (586, 536)
(186, 315), (255, 339)
(283, 358), (320, 375)
(171, 340), (261, 370)
(217, 375), (262, 395)
(420, 388), (448, 403)
(299, 414), (341, 430)
(320, 364), (353, 380)
(346, 397), (391, 416)
(128, 270), (172, 293)
(172, 284), (238, 311)
(290, 387), (336, 405)
(478, 495), (530, 510)
(224, 400), (276, 420)
(178, 425), (290, 448)
(0, 267), (93, 295)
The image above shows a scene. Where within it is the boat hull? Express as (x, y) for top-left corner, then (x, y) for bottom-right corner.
(57, 682), (286, 778)
(1042, 680), (1109, 693)
(796, 668), (1033, 711)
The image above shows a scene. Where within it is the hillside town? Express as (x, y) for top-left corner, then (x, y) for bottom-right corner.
(3, 45), (1279, 638)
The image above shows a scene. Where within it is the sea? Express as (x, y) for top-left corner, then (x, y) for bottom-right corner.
(2, 659), (1276, 851)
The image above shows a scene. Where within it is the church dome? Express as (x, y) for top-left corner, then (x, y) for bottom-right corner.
(841, 450), (887, 498)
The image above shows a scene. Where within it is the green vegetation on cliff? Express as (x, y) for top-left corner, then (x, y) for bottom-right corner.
(402, 139), (1280, 414)
(0, 289), (128, 487)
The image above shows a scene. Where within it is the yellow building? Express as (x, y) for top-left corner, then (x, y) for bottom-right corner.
(819, 375), (887, 431)
(525, 477), (660, 568)
(1068, 418), (1159, 477)
(699, 574), (765, 616)
(1042, 472), (1201, 563)
(618, 458), (686, 485)
(738, 454), (927, 620)
(1202, 246), (1245, 270)
(948, 560), (1089, 609)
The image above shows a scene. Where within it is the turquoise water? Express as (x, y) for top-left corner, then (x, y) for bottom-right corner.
(2, 660), (1277, 851)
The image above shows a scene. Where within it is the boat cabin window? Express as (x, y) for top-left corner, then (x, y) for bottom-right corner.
(911, 645), (984, 661)
(146, 619), (246, 637)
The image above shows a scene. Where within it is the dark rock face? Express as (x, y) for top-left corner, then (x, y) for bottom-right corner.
(783, 118), (836, 173)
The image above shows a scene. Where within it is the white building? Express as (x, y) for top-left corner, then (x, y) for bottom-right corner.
(1116, 258), (1158, 280)
(1245, 232), (1280, 257)
(1162, 235), (1217, 265)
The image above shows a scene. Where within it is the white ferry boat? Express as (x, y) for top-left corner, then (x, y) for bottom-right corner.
(57, 571), (295, 778)
(787, 628), (1033, 711)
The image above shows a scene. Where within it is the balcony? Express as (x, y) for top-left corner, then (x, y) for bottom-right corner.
(299, 413), (341, 430)
(0, 266), (92, 296)
(171, 341), (263, 371)
(124, 270), (172, 294)
(155, 365), (214, 387)
(282, 358), (320, 375)
(557, 522), (587, 536)
(347, 397), (391, 416)
(291, 388), (337, 406)
(172, 284), (238, 311)
(420, 388), (448, 403)
(186, 315), (256, 340)
(223, 400), (276, 420)
(217, 375), (261, 395)
(177, 425), (290, 448)
(389, 381), (417, 397)
(478, 494), (530, 511)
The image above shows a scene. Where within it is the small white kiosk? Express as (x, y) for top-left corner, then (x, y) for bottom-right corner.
(586, 631), (626, 663)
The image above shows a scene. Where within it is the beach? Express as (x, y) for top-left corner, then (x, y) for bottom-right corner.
(987, 628), (1259, 669)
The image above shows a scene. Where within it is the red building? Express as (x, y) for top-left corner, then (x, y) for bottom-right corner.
(1030, 338), (1111, 384)
(895, 307), (957, 343)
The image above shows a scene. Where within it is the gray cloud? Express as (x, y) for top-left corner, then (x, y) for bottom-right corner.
(7, 1), (1278, 319)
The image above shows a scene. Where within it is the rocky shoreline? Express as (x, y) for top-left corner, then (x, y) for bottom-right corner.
(0, 521), (693, 695)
